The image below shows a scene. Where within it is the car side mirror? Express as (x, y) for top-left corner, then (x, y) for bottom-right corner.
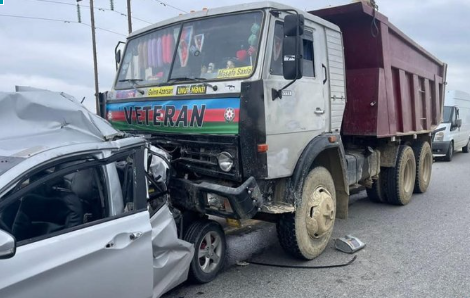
(0, 230), (16, 259)
(455, 118), (462, 128)
(282, 14), (304, 80)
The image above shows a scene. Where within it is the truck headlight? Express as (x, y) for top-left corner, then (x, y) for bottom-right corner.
(217, 152), (233, 172)
(435, 131), (444, 141)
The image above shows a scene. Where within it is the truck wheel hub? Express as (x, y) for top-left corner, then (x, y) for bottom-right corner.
(305, 186), (335, 238)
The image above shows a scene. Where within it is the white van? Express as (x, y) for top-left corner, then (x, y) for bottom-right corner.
(433, 90), (470, 161)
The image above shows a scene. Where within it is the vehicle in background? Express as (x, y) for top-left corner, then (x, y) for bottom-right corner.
(0, 91), (195, 298)
(104, 1), (446, 281)
(433, 90), (470, 161)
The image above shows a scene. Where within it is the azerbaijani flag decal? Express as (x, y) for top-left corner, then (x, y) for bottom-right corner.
(106, 98), (240, 135)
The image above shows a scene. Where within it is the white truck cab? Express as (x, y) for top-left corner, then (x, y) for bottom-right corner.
(433, 90), (470, 161)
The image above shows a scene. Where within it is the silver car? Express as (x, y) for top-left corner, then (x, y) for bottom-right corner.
(0, 91), (194, 298)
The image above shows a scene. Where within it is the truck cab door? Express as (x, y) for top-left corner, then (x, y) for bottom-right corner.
(262, 13), (329, 178)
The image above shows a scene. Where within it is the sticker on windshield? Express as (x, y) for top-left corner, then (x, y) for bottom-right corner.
(217, 66), (253, 79)
(148, 86), (174, 97)
(178, 26), (193, 67)
(176, 84), (207, 95)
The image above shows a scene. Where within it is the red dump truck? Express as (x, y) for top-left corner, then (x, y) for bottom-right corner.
(105, 1), (447, 282)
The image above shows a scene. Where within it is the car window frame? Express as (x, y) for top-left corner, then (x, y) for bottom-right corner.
(0, 146), (148, 247)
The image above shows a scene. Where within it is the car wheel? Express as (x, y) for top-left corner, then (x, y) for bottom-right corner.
(462, 140), (469, 153)
(444, 142), (453, 162)
(184, 220), (226, 284)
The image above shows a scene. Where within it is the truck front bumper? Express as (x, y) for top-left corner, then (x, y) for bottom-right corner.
(432, 141), (451, 156)
(169, 177), (262, 219)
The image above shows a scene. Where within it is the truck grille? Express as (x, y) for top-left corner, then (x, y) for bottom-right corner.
(155, 135), (241, 181)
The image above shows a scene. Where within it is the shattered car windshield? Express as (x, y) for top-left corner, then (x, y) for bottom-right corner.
(115, 11), (263, 89)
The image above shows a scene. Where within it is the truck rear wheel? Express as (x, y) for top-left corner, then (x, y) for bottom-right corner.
(277, 167), (336, 260)
(386, 145), (416, 205)
(366, 169), (389, 203)
(413, 141), (432, 193)
(184, 220), (226, 284)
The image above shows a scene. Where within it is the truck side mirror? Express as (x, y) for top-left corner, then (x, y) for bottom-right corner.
(455, 118), (462, 128)
(282, 14), (304, 80)
(0, 230), (16, 260)
(115, 49), (122, 65)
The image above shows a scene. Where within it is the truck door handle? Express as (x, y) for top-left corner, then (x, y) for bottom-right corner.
(322, 64), (327, 85)
(315, 108), (325, 115)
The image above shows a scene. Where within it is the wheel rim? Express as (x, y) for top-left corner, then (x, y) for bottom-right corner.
(305, 186), (335, 239)
(197, 231), (222, 273)
(403, 157), (414, 193)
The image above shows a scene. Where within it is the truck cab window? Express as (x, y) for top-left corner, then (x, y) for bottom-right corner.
(270, 21), (284, 75)
(302, 31), (315, 77)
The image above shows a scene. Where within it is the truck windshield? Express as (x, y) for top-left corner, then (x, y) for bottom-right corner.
(115, 11), (263, 89)
(443, 106), (452, 123)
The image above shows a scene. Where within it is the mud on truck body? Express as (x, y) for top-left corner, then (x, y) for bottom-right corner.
(104, 1), (446, 281)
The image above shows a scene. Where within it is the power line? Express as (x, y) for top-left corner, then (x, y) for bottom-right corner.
(151, 0), (187, 14)
(24, 0), (153, 25)
(0, 13), (127, 36)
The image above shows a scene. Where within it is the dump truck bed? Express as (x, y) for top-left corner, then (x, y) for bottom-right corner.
(311, 2), (447, 138)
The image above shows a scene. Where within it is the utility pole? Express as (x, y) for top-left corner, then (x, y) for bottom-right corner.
(89, 0), (100, 115)
(127, 0), (132, 34)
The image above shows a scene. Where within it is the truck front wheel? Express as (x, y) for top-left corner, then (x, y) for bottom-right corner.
(277, 167), (336, 260)
(386, 145), (416, 205)
(413, 141), (432, 193)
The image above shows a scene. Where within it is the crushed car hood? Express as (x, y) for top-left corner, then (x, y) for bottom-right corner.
(0, 91), (122, 157)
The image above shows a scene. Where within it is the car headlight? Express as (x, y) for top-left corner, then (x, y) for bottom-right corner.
(217, 152), (234, 172)
(435, 131), (444, 141)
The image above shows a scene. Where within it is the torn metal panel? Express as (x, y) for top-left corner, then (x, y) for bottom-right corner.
(150, 204), (194, 298)
(0, 91), (122, 158)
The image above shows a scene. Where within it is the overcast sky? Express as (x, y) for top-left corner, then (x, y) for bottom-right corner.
(0, 0), (469, 112)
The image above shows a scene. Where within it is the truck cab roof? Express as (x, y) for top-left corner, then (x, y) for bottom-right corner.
(129, 1), (340, 39)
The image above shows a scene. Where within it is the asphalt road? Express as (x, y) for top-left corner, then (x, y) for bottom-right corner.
(164, 151), (470, 298)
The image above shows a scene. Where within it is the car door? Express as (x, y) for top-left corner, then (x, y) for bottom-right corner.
(0, 148), (153, 298)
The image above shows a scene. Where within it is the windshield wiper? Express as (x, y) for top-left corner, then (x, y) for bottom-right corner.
(168, 77), (218, 91)
(118, 79), (145, 95)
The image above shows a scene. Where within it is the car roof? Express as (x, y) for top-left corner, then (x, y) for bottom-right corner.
(0, 91), (145, 189)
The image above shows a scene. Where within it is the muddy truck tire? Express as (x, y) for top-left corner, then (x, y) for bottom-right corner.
(184, 220), (226, 284)
(386, 145), (416, 205)
(413, 141), (432, 193)
(366, 169), (389, 203)
(277, 167), (336, 260)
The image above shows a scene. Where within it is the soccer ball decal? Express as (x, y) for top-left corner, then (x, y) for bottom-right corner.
(224, 108), (235, 122)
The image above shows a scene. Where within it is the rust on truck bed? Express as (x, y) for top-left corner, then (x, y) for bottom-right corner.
(310, 2), (447, 138)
